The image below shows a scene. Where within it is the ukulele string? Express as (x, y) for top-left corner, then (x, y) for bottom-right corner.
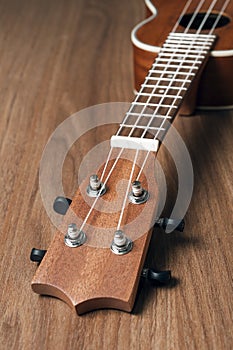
(79, 0), (228, 234)
(136, 0), (229, 181)
(99, 146), (114, 182)
(79, 147), (124, 232)
(116, 150), (139, 231)
(197, 0), (220, 33)
(172, 0), (205, 33)
(209, 0), (230, 34)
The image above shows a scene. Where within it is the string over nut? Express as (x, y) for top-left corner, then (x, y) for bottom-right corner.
(110, 230), (133, 255)
(128, 180), (149, 204)
(86, 174), (106, 197)
(64, 223), (86, 248)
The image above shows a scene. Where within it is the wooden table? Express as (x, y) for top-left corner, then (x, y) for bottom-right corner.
(0, 0), (232, 349)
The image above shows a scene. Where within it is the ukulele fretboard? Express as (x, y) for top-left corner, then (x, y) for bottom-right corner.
(111, 32), (216, 151)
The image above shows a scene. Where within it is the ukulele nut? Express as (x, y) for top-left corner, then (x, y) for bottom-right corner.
(86, 174), (106, 198)
(110, 230), (133, 255)
(128, 181), (149, 204)
(64, 223), (86, 248)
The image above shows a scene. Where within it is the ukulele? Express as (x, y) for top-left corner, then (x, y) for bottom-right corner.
(30, 0), (233, 315)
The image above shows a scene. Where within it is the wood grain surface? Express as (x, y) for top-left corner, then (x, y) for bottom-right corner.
(32, 156), (158, 314)
(0, 0), (232, 349)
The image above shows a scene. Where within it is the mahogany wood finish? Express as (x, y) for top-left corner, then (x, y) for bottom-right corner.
(32, 157), (158, 314)
(133, 0), (233, 111)
(0, 0), (233, 349)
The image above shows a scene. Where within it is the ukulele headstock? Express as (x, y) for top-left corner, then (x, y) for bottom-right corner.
(32, 150), (160, 314)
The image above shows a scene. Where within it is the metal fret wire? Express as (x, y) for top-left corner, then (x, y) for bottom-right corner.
(119, 124), (166, 131)
(126, 112), (173, 118)
(141, 84), (188, 90)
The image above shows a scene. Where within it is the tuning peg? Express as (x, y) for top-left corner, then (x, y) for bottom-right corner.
(128, 180), (149, 204)
(110, 230), (133, 255)
(64, 223), (87, 248)
(155, 217), (185, 232)
(141, 268), (171, 284)
(53, 196), (72, 215)
(30, 248), (47, 263)
(86, 174), (106, 197)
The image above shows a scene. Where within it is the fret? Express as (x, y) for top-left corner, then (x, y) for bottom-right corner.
(132, 102), (178, 108)
(145, 77), (192, 82)
(149, 70), (195, 76)
(141, 84), (188, 91)
(163, 43), (211, 50)
(165, 41), (213, 47)
(166, 38), (214, 44)
(156, 58), (202, 64)
(169, 33), (215, 39)
(120, 124), (166, 131)
(158, 52), (205, 59)
(166, 37), (214, 44)
(137, 92), (183, 99)
(161, 48), (208, 53)
(154, 63), (200, 70)
(126, 112), (173, 119)
(168, 35), (215, 41)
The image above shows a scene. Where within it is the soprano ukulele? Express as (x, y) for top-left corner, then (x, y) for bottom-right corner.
(30, 0), (233, 315)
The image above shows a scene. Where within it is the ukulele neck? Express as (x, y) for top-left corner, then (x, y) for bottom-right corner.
(111, 32), (216, 152)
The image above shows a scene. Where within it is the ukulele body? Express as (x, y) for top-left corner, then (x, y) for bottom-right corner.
(132, 0), (233, 113)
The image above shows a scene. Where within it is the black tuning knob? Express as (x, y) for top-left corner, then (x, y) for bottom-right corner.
(53, 196), (72, 215)
(141, 268), (171, 285)
(155, 218), (185, 232)
(30, 248), (47, 263)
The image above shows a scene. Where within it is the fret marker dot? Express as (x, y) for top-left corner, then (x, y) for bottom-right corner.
(167, 74), (173, 78)
(159, 89), (164, 94)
